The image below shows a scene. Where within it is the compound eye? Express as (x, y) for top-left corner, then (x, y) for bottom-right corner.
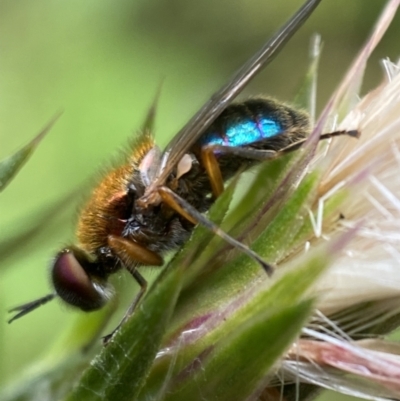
(52, 249), (110, 311)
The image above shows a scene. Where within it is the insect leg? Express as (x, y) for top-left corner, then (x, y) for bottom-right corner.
(157, 186), (274, 276)
(200, 146), (225, 198)
(279, 129), (360, 154)
(200, 144), (277, 199)
(200, 129), (359, 196)
(103, 235), (163, 344)
(103, 269), (148, 345)
(201, 145), (277, 199)
(108, 235), (163, 266)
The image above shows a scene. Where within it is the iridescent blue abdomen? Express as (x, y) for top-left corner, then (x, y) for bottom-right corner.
(199, 115), (282, 147)
(197, 97), (309, 151)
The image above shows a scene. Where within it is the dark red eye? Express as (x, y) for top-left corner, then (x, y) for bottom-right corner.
(51, 249), (111, 311)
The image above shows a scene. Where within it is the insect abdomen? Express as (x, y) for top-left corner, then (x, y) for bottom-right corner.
(198, 97), (310, 150)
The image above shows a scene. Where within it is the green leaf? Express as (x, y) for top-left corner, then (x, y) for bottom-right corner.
(141, 83), (163, 133)
(293, 34), (322, 118)
(224, 153), (298, 235)
(63, 261), (184, 401)
(0, 190), (79, 270)
(46, 303), (117, 361)
(288, 188), (349, 252)
(0, 113), (61, 192)
(165, 300), (314, 401)
(250, 169), (320, 262)
(138, 227), (353, 400)
(175, 170), (319, 320)
(0, 355), (92, 401)
(327, 298), (400, 338)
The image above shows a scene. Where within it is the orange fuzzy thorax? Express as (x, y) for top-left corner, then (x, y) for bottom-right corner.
(76, 131), (155, 254)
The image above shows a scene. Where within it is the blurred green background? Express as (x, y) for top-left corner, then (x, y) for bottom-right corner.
(0, 0), (399, 399)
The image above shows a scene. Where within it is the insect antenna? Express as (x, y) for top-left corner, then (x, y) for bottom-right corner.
(8, 293), (56, 323)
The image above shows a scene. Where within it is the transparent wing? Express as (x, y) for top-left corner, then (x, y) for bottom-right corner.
(150, 0), (322, 189)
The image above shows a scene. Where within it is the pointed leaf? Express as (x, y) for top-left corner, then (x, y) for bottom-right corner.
(138, 227), (355, 400)
(165, 300), (314, 401)
(141, 83), (163, 133)
(64, 264), (183, 401)
(293, 33), (322, 120)
(0, 189), (79, 270)
(0, 113), (61, 192)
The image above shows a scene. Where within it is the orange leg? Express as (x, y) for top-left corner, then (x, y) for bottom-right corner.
(157, 186), (274, 276)
(108, 235), (163, 266)
(201, 146), (225, 198)
(103, 235), (163, 344)
(200, 129), (359, 199)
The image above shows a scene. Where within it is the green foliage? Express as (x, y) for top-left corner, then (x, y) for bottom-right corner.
(0, 114), (61, 192)
(65, 265), (184, 401)
(3, 2), (397, 401)
(0, 118), (343, 401)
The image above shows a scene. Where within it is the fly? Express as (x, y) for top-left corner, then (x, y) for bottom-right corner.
(8, 0), (358, 343)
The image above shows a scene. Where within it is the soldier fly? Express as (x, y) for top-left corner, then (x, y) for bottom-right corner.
(8, 0), (358, 342)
